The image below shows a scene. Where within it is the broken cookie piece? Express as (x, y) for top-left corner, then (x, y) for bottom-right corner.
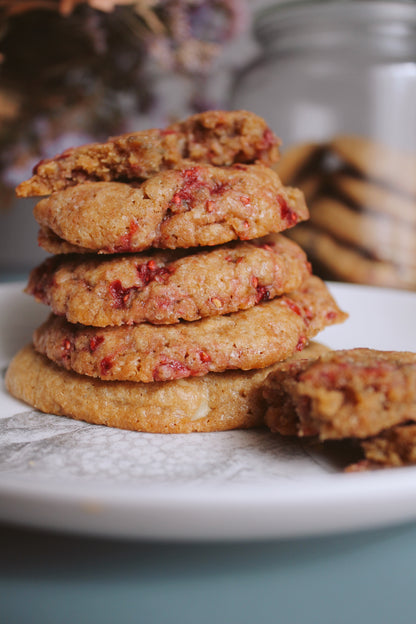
(263, 348), (416, 440)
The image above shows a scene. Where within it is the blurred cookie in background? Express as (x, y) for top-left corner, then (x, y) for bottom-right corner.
(276, 134), (416, 289)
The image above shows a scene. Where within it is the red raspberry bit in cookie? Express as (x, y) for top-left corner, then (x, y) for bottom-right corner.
(326, 310), (337, 320)
(240, 195), (251, 206)
(183, 168), (202, 184)
(173, 167), (203, 208)
(89, 335), (104, 353)
(57, 147), (74, 159)
(171, 167), (228, 213)
(262, 243), (274, 251)
(225, 254), (243, 264)
(199, 350), (211, 363)
(281, 298), (313, 325)
(136, 262), (153, 285)
(171, 188), (195, 211)
(153, 358), (192, 381)
(251, 276), (259, 289)
(303, 306), (314, 323)
(153, 266), (174, 283)
(136, 260), (174, 286)
(61, 338), (72, 361)
(281, 297), (303, 317)
(212, 182), (228, 196)
(100, 355), (114, 376)
(109, 280), (132, 309)
(130, 219), (139, 234)
(255, 285), (271, 304)
(260, 127), (278, 150)
(114, 219), (139, 253)
(278, 195), (299, 226)
(32, 159), (46, 175)
(171, 193), (183, 206)
(296, 335), (308, 351)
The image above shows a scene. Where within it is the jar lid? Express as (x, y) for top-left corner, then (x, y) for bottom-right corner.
(255, 0), (416, 57)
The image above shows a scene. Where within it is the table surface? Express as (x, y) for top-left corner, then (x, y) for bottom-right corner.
(2, 272), (416, 623)
(2, 520), (416, 624)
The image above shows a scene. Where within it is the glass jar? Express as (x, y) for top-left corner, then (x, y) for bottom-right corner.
(231, 0), (416, 290)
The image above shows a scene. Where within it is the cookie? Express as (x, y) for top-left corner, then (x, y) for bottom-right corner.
(330, 134), (416, 198)
(293, 174), (323, 205)
(308, 196), (416, 266)
(6, 342), (328, 434)
(37, 227), (92, 255)
(273, 142), (325, 204)
(26, 234), (311, 327)
(273, 142), (324, 185)
(333, 173), (416, 225)
(288, 225), (416, 289)
(34, 164), (308, 253)
(350, 424), (416, 470)
(263, 348), (416, 440)
(16, 110), (281, 197)
(32, 275), (347, 382)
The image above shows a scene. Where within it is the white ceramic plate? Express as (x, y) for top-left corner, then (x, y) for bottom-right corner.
(1, 281), (416, 541)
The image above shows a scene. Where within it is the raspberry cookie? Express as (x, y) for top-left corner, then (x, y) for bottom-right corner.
(33, 164), (308, 254)
(350, 424), (416, 470)
(333, 173), (416, 226)
(6, 342), (327, 434)
(32, 275), (347, 382)
(308, 196), (416, 266)
(289, 225), (416, 289)
(26, 234), (311, 327)
(263, 348), (416, 439)
(16, 110), (280, 197)
(330, 134), (416, 198)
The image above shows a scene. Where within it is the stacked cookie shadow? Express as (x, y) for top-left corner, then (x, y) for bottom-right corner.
(6, 110), (346, 433)
(276, 135), (416, 290)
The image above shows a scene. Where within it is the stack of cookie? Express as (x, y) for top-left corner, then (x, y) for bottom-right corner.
(6, 110), (347, 433)
(276, 135), (416, 290)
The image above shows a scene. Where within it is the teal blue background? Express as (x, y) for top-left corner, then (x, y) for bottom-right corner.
(1, 520), (415, 624)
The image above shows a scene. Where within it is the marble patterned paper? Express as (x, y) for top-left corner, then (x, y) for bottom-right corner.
(0, 406), (331, 488)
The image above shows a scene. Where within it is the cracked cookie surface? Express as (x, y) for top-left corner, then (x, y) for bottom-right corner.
(33, 163), (307, 253)
(17, 110), (280, 197)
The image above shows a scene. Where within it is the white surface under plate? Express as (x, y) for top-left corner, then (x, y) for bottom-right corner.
(1, 281), (416, 541)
